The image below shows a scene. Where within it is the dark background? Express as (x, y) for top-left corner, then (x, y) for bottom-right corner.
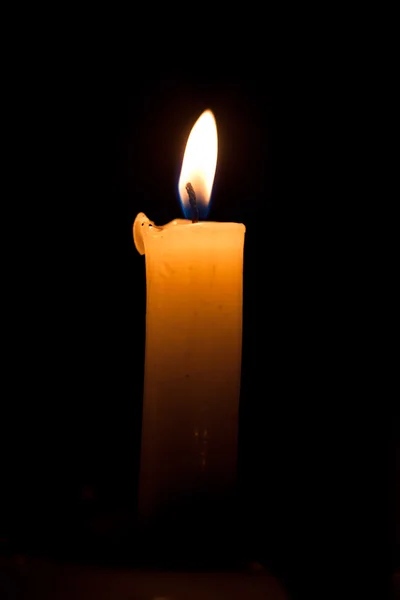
(1, 57), (394, 597)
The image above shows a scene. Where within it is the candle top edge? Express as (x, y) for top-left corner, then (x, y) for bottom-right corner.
(133, 213), (245, 255)
(147, 219), (246, 238)
(135, 214), (245, 231)
(166, 218), (246, 230)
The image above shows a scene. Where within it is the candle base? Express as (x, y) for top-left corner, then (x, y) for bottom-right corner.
(135, 490), (243, 569)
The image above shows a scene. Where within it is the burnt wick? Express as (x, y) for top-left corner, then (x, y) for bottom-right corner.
(185, 182), (199, 223)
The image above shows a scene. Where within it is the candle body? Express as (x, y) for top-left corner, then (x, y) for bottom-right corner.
(134, 214), (246, 527)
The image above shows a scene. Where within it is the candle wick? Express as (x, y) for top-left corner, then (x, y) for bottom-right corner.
(185, 182), (199, 223)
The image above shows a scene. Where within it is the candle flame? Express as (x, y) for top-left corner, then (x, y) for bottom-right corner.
(178, 109), (218, 220)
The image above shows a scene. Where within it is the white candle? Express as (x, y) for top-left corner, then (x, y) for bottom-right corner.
(133, 110), (246, 526)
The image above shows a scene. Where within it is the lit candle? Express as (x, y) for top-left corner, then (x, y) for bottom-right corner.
(133, 110), (246, 527)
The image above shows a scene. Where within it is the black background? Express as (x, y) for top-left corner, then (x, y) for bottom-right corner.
(1, 51), (393, 598)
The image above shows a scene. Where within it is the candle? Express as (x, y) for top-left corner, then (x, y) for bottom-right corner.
(133, 110), (246, 529)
